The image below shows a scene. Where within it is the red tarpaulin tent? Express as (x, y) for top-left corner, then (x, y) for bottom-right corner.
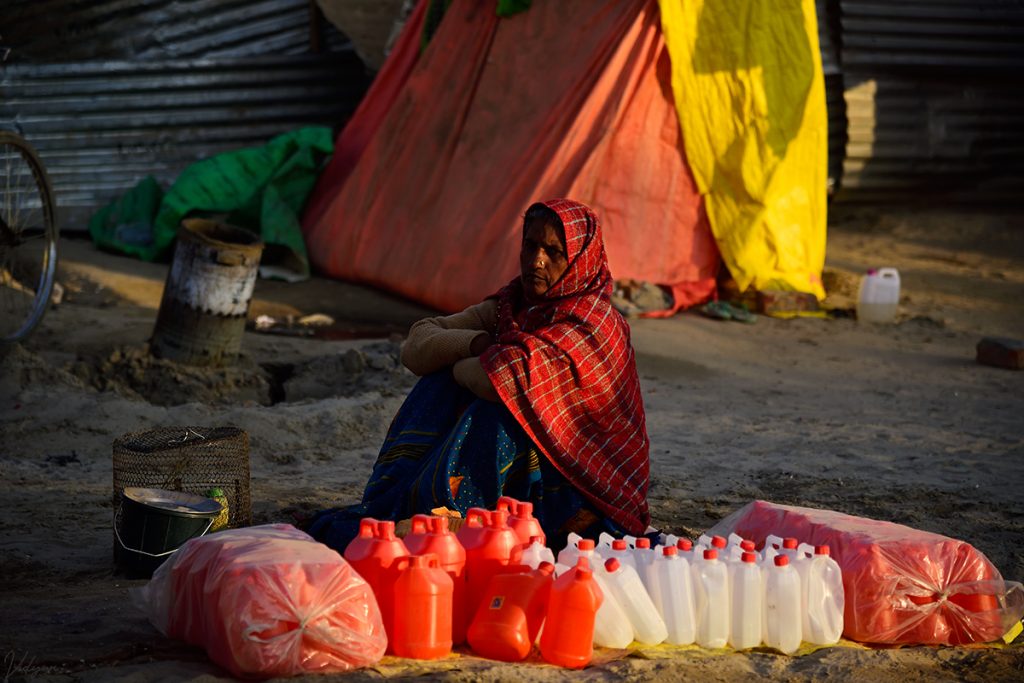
(302, 0), (719, 314)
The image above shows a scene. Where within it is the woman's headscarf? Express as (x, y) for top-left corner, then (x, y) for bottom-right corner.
(480, 199), (650, 534)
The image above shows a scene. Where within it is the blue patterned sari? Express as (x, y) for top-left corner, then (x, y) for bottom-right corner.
(309, 371), (624, 552)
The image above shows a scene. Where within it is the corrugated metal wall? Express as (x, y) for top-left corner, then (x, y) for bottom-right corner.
(1, 0), (369, 229)
(835, 0), (1024, 202)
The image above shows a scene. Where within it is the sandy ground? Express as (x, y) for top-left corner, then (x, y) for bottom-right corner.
(1, 204), (1023, 681)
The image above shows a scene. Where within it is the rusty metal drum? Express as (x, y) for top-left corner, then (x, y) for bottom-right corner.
(150, 219), (263, 366)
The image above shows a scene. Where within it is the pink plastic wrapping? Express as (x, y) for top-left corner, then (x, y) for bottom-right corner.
(133, 524), (387, 678)
(708, 501), (1024, 646)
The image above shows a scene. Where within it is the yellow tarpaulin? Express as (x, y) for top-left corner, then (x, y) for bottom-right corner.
(658, 0), (828, 299)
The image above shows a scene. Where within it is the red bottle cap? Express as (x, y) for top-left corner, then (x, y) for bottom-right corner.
(517, 501), (534, 517)
(783, 538), (798, 550)
(612, 539), (627, 550)
(636, 538), (651, 549)
(377, 520), (396, 540)
(703, 549), (718, 561)
(578, 539), (595, 551)
(574, 566), (593, 581)
(774, 555), (789, 567)
(529, 535), (543, 545)
(711, 536), (727, 549)
(815, 545), (830, 556)
(663, 546), (678, 556)
(740, 540), (755, 551)
(677, 539), (693, 551)
(430, 516), (450, 534)
(537, 561), (555, 576)
(742, 552), (757, 563)
(605, 558), (620, 573)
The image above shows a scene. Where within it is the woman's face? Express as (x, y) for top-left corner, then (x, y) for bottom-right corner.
(520, 220), (568, 299)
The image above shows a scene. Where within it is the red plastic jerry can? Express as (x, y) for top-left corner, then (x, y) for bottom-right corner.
(392, 554), (454, 659)
(414, 516), (469, 644)
(467, 562), (555, 661)
(456, 507), (490, 552)
(539, 557), (603, 668)
(464, 509), (520, 620)
(509, 501), (545, 547)
(360, 520), (410, 650)
(402, 514), (434, 556)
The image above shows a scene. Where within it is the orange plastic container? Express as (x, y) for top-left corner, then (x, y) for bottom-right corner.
(539, 557), (603, 668)
(467, 562), (555, 661)
(513, 503), (545, 547)
(344, 519), (409, 649)
(342, 518), (378, 566)
(392, 554), (454, 659)
(464, 509), (520, 620)
(402, 514), (434, 556)
(408, 516), (469, 644)
(456, 507), (490, 552)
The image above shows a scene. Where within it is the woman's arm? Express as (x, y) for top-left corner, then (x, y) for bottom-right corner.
(400, 299), (497, 375)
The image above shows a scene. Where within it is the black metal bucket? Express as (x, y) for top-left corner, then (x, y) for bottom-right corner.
(114, 487), (221, 579)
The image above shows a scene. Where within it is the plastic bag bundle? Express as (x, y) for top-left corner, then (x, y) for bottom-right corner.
(708, 501), (1024, 646)
(133, 524), (386, 678)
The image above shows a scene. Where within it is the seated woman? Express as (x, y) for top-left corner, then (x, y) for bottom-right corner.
(309, 199), (650, 551)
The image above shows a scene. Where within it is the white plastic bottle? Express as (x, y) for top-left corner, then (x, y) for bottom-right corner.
(601, 558), (668, 645)
(605, 538), (638, 573)
(728, 551), (763, 650)
(520, 536), (556, 570)
(764, 554), (802, 654)
(648, 546), (696, 645)
(633, 537), (658, 593)
(592, 565), (635, 648)
(597, 532), (616, 557)
(556, 532), (584, 567)
(800, 545), (844, 645)
(693, 548), (730, 649)
(857, 267), (900, 323)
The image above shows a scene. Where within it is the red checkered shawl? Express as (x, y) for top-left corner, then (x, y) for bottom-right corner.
(480, 199), (650, 534)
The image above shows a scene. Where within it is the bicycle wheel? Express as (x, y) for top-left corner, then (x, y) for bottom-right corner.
(0, 131), (58, 344)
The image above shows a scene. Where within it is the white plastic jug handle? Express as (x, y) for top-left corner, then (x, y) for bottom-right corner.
(877, 267), (899, 280)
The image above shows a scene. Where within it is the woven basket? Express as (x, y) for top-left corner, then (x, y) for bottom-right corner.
(112, 426), (252, 531)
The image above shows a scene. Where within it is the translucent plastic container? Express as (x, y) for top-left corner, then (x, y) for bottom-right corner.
(728, 552), (763, 650)
(601, 558), (668, 645)
(693, 549), (730, 648)
(632, 537), (658, 593)
(592, 565), (635, 648)
(799, 546), (845, 645)
(648, 546), (696, 645)
(519, 537), (555, 570)
(605, 539), (638, 573)
(857, 267), (900, 323)
(556, 532), (584, 567)
(764, 555), (802, 654)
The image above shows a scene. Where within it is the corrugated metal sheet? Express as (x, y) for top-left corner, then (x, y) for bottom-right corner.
(1, 0), (370, 229)
(1, 56), (368, 228)
(835, 0), (1024, 202)
(839, 0), (1024, 69)
(4, 0), (350, 61)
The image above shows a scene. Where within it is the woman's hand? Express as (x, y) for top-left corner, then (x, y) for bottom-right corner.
(469, 332), (493, 357)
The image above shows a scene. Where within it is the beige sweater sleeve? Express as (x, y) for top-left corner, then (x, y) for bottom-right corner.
(401, 299), (498, 376)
